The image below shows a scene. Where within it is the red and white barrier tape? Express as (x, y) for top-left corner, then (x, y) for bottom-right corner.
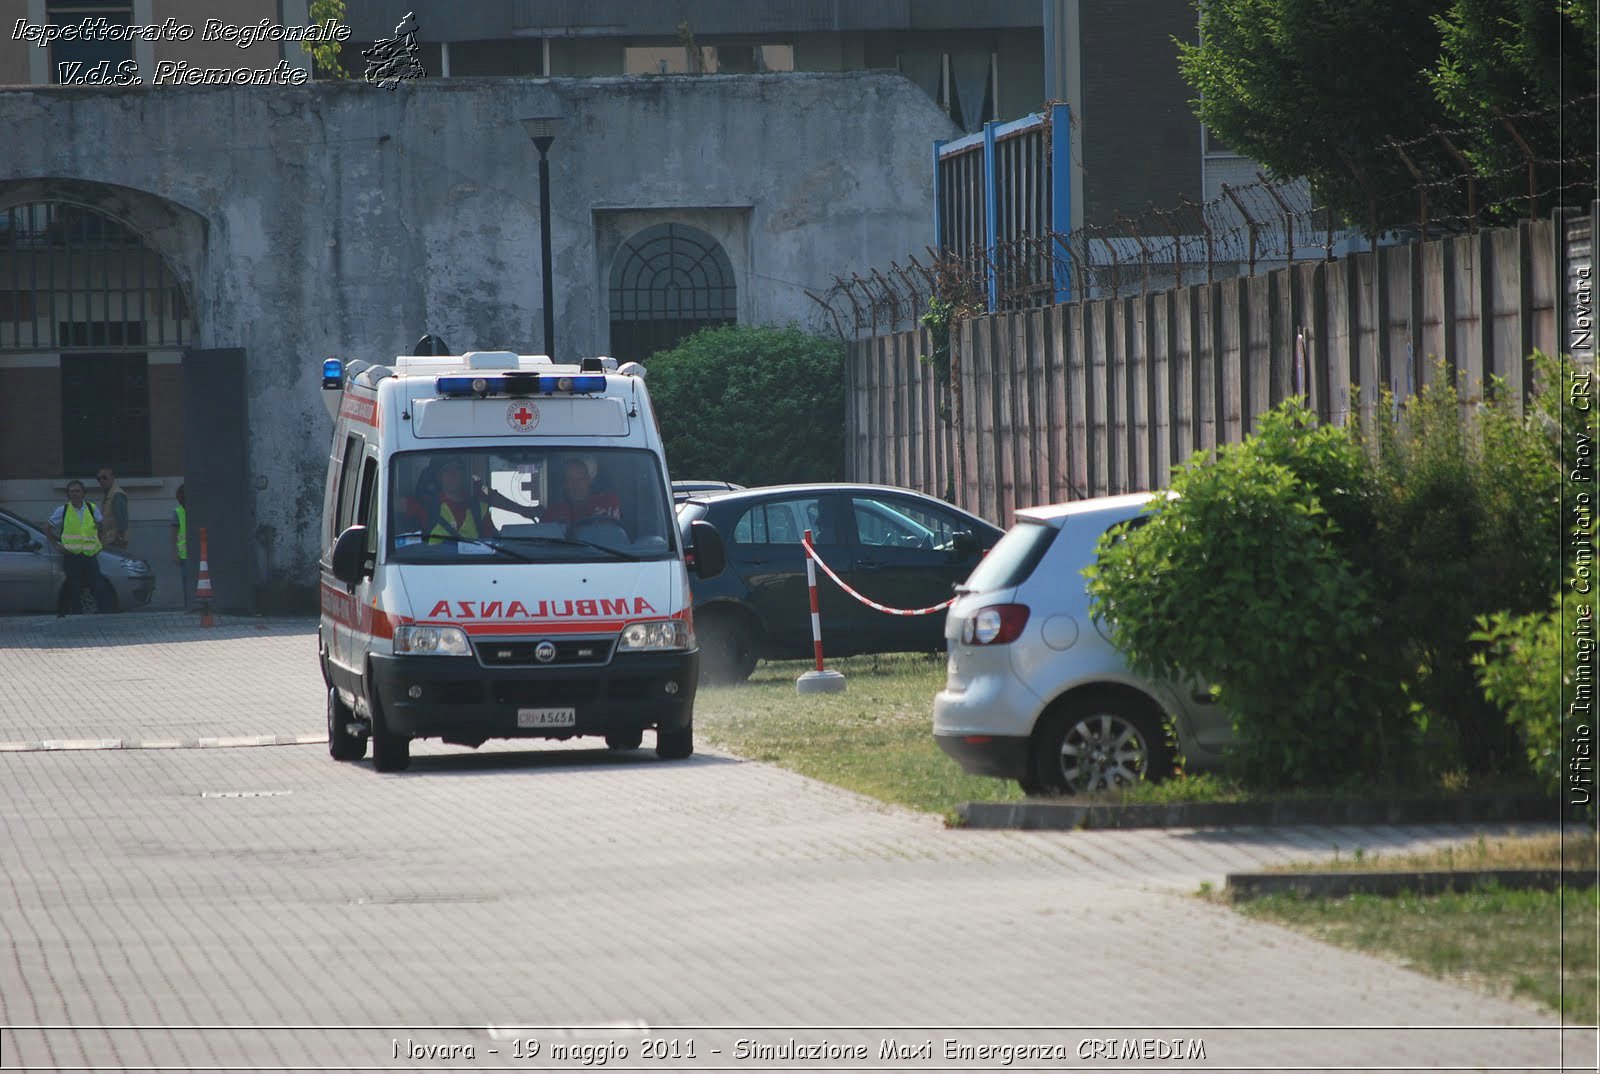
(801, 533), (955, 617)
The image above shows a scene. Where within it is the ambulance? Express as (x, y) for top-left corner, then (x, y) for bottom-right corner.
(316, 346), (725, 772)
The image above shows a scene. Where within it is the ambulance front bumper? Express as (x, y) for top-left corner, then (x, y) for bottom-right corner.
(368, 650), (698, 739)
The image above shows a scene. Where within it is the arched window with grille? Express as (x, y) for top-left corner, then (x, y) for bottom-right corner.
(0, 201), (194, 477)
(608, 223), (736, 363)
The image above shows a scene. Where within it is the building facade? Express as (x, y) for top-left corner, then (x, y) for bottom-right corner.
(0, 72), (956, 607)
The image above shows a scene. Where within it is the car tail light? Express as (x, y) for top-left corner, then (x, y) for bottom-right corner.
(962, 604), (1030, 645)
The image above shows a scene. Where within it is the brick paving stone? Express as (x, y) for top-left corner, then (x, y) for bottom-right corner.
(0, 615), (1592, 1072)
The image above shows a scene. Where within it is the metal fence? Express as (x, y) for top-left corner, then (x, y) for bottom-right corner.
(845, 212), (1589, 524)
(811, 94), (1599, 341)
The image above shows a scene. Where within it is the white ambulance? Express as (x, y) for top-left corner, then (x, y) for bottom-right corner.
(316, 347), (725, 772)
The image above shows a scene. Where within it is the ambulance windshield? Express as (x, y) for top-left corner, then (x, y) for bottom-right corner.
(387, 447), (676, 563)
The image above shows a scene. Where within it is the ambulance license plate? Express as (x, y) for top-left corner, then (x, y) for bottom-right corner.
(518, 707), (575, 728)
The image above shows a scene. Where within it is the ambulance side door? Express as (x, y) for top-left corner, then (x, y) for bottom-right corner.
(323, 431), (368, 691)
(348, 452), (382, 686)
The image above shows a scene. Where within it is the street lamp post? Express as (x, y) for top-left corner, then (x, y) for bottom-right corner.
(520, 116), (562, 359)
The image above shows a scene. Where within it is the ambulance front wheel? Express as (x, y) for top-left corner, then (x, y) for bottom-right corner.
(367, 682), (411, 773)
(327, 687), (368, 762)
(656, 719), (694, 760)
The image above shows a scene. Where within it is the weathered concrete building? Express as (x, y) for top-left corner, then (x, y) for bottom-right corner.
(0, 73), (957, 608)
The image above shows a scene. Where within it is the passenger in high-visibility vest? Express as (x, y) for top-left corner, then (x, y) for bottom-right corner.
(426, 459), (495, 542)
(170, 483), (192, 610)
(47, 479), (108, 617)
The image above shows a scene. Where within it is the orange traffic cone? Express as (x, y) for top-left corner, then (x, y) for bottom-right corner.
(195, 527), (214, 628)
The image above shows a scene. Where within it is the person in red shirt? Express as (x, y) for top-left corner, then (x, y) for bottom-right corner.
(545, 457), (621, 528)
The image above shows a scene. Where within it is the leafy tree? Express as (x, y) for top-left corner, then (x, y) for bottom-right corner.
(1428, 0), (1597, 218)
(303, 0), (350, 79)
(644, 324), (846, 487)
(1177, 0), (1456, 232)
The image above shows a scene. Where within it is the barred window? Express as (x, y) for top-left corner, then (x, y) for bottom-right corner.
(607, 223), (736, 363)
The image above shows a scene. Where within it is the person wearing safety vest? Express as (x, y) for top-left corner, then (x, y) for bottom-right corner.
(170, 483), (192, 609)
(96, 466), (130, 552)
(47, 479), (108, 617)
(426, 459), (496, 542)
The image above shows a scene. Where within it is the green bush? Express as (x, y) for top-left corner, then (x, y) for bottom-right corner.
(644, 324), (846, 486)
(1358, 363), (1563, 776)
(1086, 401), (1405, 789)
(1471, 353), (1598, 805)
(1089, 355), (1578, 793)
(1472, 594), (1584, 802)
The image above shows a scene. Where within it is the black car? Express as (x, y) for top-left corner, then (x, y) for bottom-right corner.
(676, 483), (1004, 682)
(671, 479), (745, 505)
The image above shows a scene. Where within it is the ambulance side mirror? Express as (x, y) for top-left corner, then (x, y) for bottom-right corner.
(331, 525), (371, 586)
(688, 519), (725, 579)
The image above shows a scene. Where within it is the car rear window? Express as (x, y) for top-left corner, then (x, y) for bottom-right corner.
(961, 517), (1058, 593)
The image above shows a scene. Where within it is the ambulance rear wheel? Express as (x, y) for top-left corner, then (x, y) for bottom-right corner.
(368, 688), (411, 773)
(605, 731), (643, 751)
(327, 688), (368, 762)
(656, 720), (694, 761)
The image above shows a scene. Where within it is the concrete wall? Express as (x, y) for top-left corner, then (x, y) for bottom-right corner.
(0, 72), (957, 603)
(847, 215), (1582, 526)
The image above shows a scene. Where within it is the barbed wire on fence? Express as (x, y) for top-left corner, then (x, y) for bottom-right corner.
(808, 95), (1597, 339)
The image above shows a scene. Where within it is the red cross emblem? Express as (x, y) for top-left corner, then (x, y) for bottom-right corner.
(506, 402), (540, 431)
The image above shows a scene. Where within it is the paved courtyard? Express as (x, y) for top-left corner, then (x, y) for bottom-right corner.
(0, 612), (1592, 1071)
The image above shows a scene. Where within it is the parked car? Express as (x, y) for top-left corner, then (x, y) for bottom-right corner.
(677, 483), (1004, 681)
(0, 507), (155, 614)
(934, 493), (1231, 795)
(672, 479), (745, 504)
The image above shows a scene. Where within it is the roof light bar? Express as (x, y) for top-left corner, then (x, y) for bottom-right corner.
(435, 374), (607, 397)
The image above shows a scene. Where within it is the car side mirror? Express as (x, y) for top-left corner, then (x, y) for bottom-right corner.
(689, 519), (726, 579)
(26, 539), (43, 553)
(330, 525), (371, 587)
(951, 529), (978, 557)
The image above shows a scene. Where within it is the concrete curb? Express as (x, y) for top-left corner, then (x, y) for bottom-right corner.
(1226, 868), (1597, 901)
(958, 793), (1559, 831)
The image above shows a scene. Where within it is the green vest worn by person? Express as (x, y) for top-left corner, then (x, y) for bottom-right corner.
(61, 503), (102, 556)
(174, 504), (187, 560)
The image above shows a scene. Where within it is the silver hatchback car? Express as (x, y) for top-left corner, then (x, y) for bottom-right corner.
(934, 493), (1231, 795)
(0, 507), (155, 614)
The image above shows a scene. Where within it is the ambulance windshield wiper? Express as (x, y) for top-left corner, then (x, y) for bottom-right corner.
(393, 533), (539, 563)
(504, 534), (645, 562)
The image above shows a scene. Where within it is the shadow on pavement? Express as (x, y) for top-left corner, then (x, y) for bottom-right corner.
(366, 743), (742, 776)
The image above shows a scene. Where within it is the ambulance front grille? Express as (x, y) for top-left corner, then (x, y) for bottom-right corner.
(474, 637), (616, 667)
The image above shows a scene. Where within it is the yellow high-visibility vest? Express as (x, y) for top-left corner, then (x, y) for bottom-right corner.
(60, 504), (101, 556)
(429, 500), (482, 541)
(175, 504), (187, 560)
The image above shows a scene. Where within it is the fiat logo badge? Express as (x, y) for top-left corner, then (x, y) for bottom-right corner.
(534, 641), (557, 663)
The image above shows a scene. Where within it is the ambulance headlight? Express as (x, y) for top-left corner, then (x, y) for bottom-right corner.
(618, 620), (691, 651)
(393, 625), (471, 656)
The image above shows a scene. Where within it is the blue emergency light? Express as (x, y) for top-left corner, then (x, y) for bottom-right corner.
(436, 374), (606, 397)
(321, 358), (343, 390)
